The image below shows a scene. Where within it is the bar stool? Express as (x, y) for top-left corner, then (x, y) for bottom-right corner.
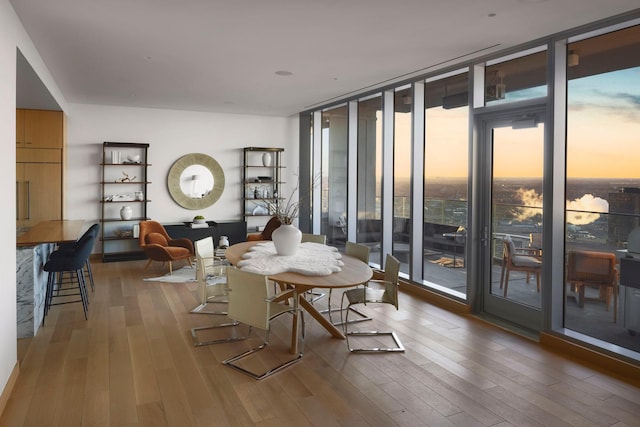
(43, 230), (97, 321)
(49, 224), (100, 291)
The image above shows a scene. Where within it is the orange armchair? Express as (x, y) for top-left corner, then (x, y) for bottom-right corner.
(139, 220), (194, 273)
(247, 216), (281, 241)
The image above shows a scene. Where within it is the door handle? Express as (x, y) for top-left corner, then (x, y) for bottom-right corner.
(16, 181), (19, 220)
(481, 226), (489, 246)
(25, 181), (30, 220)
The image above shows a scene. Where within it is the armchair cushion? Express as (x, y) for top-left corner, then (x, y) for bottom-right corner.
(168, 237), (195, 253)
(146, 232), (168, 246)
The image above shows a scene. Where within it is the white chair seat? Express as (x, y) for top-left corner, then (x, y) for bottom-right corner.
(511, 255), (542, 268)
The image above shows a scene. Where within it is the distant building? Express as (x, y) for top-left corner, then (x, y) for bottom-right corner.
(608, 188), (640, 246)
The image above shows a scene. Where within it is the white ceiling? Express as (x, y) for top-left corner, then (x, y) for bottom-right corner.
(10, 0), (640, 117)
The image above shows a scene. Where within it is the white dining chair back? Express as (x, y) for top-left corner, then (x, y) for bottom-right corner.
(301, 233), (327, 244)
(345, 241), (370, 264)
(223, 267), (305, 380)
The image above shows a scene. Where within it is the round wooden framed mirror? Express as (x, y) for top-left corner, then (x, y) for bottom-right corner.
(167, 153), (225, 210)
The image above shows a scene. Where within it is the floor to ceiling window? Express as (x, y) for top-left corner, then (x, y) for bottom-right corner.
(393, 87), (412, 274)
(423, 71), (469, 296)
(301, 13), (640, 362)
(356, 95), (382, 264)
(320, 105), (348, 246)
(565, 24), (640, 354)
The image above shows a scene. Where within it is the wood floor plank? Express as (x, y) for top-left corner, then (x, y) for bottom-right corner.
(2, 259), (639, 427)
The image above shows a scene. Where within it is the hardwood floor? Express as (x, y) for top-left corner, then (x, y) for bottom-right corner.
(2, 259), (640, 426)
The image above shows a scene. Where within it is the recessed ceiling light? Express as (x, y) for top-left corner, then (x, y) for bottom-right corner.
(275, 70), (293, 76)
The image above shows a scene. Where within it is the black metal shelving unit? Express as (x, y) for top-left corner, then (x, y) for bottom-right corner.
(100, 142), (150, 262)
(242, 147), (284, 233)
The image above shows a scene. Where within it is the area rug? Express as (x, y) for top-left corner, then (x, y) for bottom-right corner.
(143, 266), (197, 283)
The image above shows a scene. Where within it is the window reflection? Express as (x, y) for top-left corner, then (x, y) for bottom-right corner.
(485, 50), (547, 105)
(356, 95), (382, 265)
(394, 87), (412, 274)
(565, 24), (640, 353)
(320, 106), (348, 247)
(423, 72), (469, 295)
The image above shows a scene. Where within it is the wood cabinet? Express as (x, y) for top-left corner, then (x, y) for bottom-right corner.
(16, 158), (62, 231)
(16, 109), (63, 148)
(242, 147), (284, 233)
(100, 142), (150, 262)
(16, 109), (65, 234)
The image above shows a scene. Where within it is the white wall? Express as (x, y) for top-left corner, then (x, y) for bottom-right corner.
(1, 0), (300, 398)
(0, 0), (68, 397)
(65, 104), (299, 251)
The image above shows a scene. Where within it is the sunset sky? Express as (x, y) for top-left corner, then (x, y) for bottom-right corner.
(390, 66), (640, 180)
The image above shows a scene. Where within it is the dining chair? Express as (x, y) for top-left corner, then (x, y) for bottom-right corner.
(499, 235), (541, 297)
(301, 233), (327, 244)
(190, 237), (237, 346)
(190, 237), (247, 346)
(566, 250), (618, 322)
(190, 237), (228, 313)
(323, 241), (372, 326)
(300, 233), (328, 303)
(340, 253), (404, 352)
(222, 267), (304, 380)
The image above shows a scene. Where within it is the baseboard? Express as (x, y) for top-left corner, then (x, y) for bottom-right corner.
(540, 332), (640, 384)
(0, 362), (20, 417)
(397, 279), (470, 315)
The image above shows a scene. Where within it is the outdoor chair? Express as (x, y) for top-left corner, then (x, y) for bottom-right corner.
(566, 250), (618, 322)
(499, 235), (541, 297)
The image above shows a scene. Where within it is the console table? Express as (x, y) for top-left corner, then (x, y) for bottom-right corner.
(164, 220), (247, 247)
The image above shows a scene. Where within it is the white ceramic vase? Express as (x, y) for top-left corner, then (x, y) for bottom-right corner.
(262, 152), (272, 167)
(120, 206), (132, 220)
(271, 224), (302, 256)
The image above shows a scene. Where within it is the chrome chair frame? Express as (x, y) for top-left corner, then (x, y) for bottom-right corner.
(341, 254), (404, 353)
(190, 237), (239, 346)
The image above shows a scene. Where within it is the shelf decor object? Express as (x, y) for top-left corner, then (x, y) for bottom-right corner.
(100, 141), (150, 262)
(262, 151), (272, 167)
(120, 206), (133, 220)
